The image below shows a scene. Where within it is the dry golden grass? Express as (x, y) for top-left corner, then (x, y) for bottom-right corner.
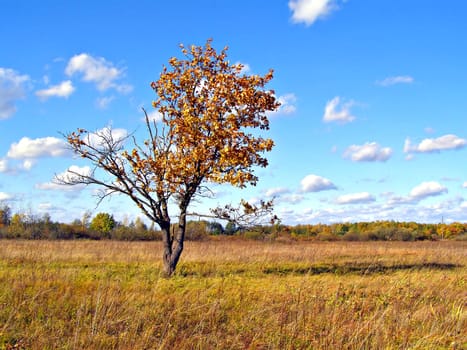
(0, 240), (465, 349)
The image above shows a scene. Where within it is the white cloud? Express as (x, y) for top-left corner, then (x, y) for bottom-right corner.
(22, 159), (35, 171)
(281, 194), (304, 204)
(0, 192), (12, 201)
(280, 189), (467, 225)
(463, 182), (467, 189)
(0, 157), (34, 173)
(37, 182), (79, 193)
(7, 137), (70, 159)
(37, 165), (91, 191)
(343, 142), (392, 162)
(336, 192), (376, 204)
(264, 187), (290, 197)
(301, 174), (337, 192)
(35, 80), (75, 100)
(386, 181), (448, 205)
(65, 53), (132, 93)
(235, 62), (251, 74)
(0, 68), (30, 119)
(263, 187), (303, 204)
(418, 134), (467, 152)
(386, 194), (414, 206)
(289, 0), (339, 26)
(377, 75), (414, 86)
(0, 159), (8, 173)
(409, 181), (447, 201)
(86, 127), (128, 148)
(267, 93), (297, 117)
(277, 93), (297, 115)
(323, 96), (356, 124)
(145, 110), (163, 123)
(404, 134), (467, 154)
(37, 202), (54, 211)
(194, 78), (208, 96)
(403, 138), (411, 153)
(96, 96), (115, 109)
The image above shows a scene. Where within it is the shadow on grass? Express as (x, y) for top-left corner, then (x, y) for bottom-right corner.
(261, 262), (462, 276)
(176, 262), (462, 277)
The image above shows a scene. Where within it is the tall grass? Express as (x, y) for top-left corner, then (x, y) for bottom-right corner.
(0, 240), (465, 349)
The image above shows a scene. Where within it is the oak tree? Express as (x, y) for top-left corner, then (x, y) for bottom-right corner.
(61, 40), (279, 276)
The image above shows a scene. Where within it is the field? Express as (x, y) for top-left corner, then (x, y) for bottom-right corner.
(0, 240), (465, 349)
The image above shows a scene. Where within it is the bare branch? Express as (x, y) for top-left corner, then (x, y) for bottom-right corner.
(188, 199), (279, 231)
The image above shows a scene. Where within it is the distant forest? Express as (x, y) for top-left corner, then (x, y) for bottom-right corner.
(0, 205), (465, 241)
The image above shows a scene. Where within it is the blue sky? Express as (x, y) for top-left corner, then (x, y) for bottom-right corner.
(1, 0), (467, 225)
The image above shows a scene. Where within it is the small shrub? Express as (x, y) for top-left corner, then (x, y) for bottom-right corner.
(243, 230), (265, 240)
(393, 228), (415, 241)
(316, 232), (340, 241)
(185, 221), (209, 241)
(342, 231), (362, 241)
(110, 226), (162, 241)
(89, 213), (115, 237)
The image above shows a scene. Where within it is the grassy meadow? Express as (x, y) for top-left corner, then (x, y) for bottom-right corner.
(0, 239), (465, 349)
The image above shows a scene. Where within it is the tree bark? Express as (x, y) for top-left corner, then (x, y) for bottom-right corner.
(170, 210), (186, 271)
(160, 221), (175, 277)
(160, 210), (187, 277)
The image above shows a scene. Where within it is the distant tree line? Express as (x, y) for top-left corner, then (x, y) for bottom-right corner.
(0, 204), (466, 241)
(284, 221), (467, 241)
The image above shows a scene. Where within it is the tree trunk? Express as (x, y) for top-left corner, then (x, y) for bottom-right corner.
(160, 222), (175, 277)
(162, 256), (177, 277)
(160, 211), (186, 277)
(170, 210), (186, 271)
